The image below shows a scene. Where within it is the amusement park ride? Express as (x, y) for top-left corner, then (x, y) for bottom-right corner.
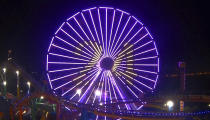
(0, 7), (210, 120)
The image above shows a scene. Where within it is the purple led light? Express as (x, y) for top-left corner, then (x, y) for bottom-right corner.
(78, 69), (101, 102)
(55, 22), (65, 35)
(109, 12), (124, 55)
(47, 7), (159, 112)
(132, 16), (143, 26)
(67, 12), (80, 21)
(97, 8), (105, 54)
(108, 9), (115, 56)
(112, 20), (138, 58)
(116, 9), (130, 15)
(47, 73), (53, 89)
(111, 16), (131, 57)
(48, 37), (55, 52)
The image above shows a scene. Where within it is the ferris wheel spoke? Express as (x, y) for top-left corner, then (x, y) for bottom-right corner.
(78, 69), (102, 102)
(104, 71), (108, 104)
(108, 10), (115, 56)
(51, 44), (91, 60)
(99, 72), (105, 102)
(55, 36), (80, 52)
(109, 72), (129, 110)
(118, 45), (133, 59)
(108, 73), (121, 110)
(112, 21), (138, 58)
(126, 26), (144, 45)
(89, 40), (101, 58)
(65, 22), (95, 56)
(85, 85), (97, 104)
(129, 56), (158, 62)
(48, 61), (87, 65)
(124, 48), (156, 59)
(120, 63), (158, 67)
(81, 12), (96, 41)
(117, 69), (152, 90)
(112, 25), (144, 58)
(53, 66), (96, 82)
(93, 72), (104, 104)
(109, 12), (124, 56)
(62, 80), (83, 96)
(111, 16), (131, 57)
(48, 52), (89, 62)
(117, 65), (157, 75)
(48, 66), (83, 73)
(117, 40), (153, 60)
(105, 8), (108, 56)
(115, 31), (148, 59)
(97, 8), (105, 55)
(125, 83), (139, 98)
(55, 36), (93, 58)
(133, 68), (157, 74)
(119, 74), (144, 94)
(60, 28), (82, 46)
(60, 28), (94, 57)
(73, 17), (90, 40)
(81, 13), (101, 56)
(138, 74), (155, 82)
(73, 17), (101, 56)
(117, 66), (156, 82)
(69, 69), (99, 100)
(54, 73), (86, 90)
(116, 74), (138, 98)
(116, 55), (158, 63)
(54, 68), (98, 92)
(133, 33), (149, 45)
(51, 67), (91, 82)
(89, 10), (101, 45)
(61, 68), (99, 96)
(107, 74), (112, 103)
(117, 67), (137, 77)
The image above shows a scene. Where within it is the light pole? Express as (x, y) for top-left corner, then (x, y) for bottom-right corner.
(95, 89), (101, 104)
(76, 89), (81, 96)
(166, 100), (174, 111)
(3, 81), (7, 96)
(2, 68), (7, 96)
(16, 70), (20, 98)
(27, 81), (31, 95)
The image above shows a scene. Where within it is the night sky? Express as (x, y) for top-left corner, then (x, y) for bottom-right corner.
(0, 0), (209, 93)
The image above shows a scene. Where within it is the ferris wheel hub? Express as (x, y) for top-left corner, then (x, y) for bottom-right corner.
(100, 57), (114, 70)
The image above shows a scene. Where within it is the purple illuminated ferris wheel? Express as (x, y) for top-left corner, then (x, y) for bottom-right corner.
(46, 7), (159, 110)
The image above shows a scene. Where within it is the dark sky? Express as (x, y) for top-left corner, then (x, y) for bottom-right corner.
(0, 0), (209, 93)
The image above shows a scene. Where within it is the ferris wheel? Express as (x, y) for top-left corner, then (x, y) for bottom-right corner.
(46, 7), (159, 110)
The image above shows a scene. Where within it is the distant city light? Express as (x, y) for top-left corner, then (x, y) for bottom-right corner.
(76, 89), (82, 95)
(3, 81), (6, 86)
(40, 96), (44, 99)
(99, 102), (103, 106)
(95, 90), (101, 97)
(2, 68), (6, 73)
(208, 104), (210, 107)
